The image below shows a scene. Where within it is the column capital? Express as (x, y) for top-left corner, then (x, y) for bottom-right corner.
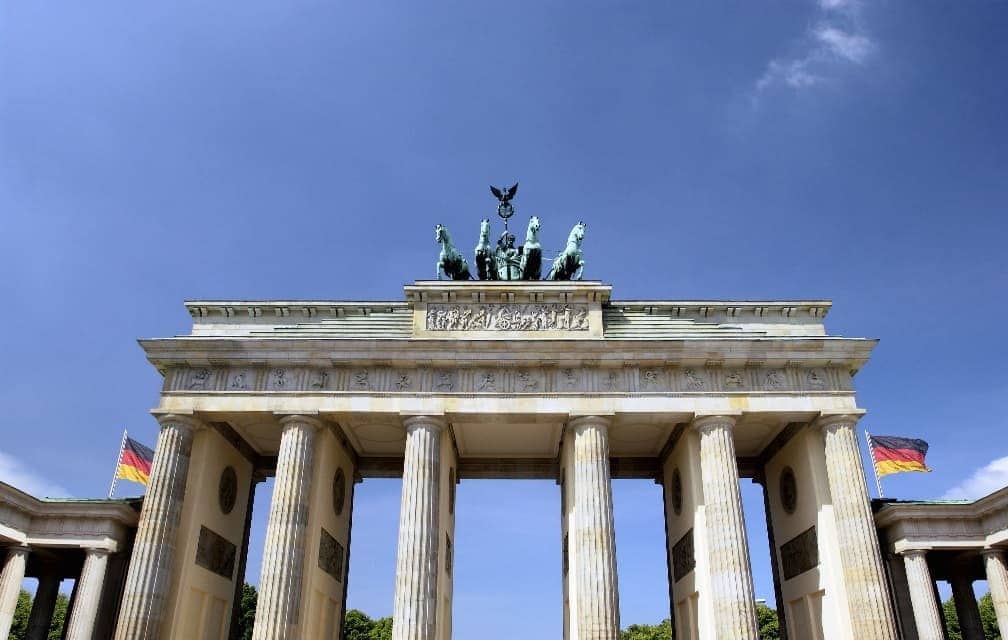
(691, 414), (739, 432)
(814, 411), (866, 430)
(3, 546), (30, 558)
(567, 415), (612, 432)
(83, 548), (110, 559)
(154, 413), (206, 434)
(900, 548), (931, 558)
(981, 548), (1006, 559)
(401, 414), (447, 432)
(276, 413), (325, 432)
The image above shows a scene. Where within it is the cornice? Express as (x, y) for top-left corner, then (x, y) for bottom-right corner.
(139, 336), (877, 370)
(0, 482), (140, 526)
(182, 298), (832, 321)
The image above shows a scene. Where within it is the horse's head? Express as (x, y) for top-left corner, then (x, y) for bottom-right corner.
(480, 219), (490, 236)
(528, 216), (540, 234)
(570, 221), (586, 244)
(435, 224), (447, 243)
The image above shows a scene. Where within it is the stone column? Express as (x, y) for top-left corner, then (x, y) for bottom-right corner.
(0, 546), (30, 638)
(64, 548), (110, 640)
(817, 414), (898, 639)
(252, 415), (320, 640)
(392, 416), (444, 640)
(114, 415), (200, 640)
(26, 569), (62, 640)
(901, 550), (943, 640)
(982, 549), (1008, 638)
(950, 573), (983, 640)
(693, 415), (758, 640)
(568, 416), (620, 640)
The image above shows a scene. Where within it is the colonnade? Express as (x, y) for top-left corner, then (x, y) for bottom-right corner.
(105, 411), (902, 640)
(898, 547), (1008, 640)
(0, 546), (112, 640)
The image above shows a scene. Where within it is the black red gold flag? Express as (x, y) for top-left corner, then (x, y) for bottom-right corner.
(115, 436), (155, 485)
(869, 435), (931, 478)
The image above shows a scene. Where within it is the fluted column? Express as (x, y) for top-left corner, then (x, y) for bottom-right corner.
(950, 573), (983, 640)
(818, 414), (898, 639)
(694, 415), (758, 640)
(252, 415), (320, 640)
(114, 415), (200, 640)
(568, 416), (620, 640)
(64, 548), (110, 640)
(26, 569), (61, 640)
(901, 550), (943, 640)
(982, 549), (1008, 637)
(0, 546), (30, 638)
(392, 416), (444, 640)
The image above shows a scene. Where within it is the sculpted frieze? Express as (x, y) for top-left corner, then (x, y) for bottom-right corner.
(425, 303), (590, 331)
(167, 364), (853, 395)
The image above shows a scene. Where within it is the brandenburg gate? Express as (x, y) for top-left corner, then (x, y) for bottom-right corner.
(110, 277), (900, 640)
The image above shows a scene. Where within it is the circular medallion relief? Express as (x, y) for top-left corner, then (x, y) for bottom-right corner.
(780, 467), (798, 515)
(218, 466), (238, 515)
(671, 468), (683, 516)
(333, 468), (347, 516)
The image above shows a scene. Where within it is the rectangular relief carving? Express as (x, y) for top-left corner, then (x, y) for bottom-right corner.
(168, 364), (846, 395)
(318, 527), (345, 582)
(425, 303), (590, 331)
(780, 525), (819, 580)
(195, 525), (237, 580)
(672, 528), (695, 582)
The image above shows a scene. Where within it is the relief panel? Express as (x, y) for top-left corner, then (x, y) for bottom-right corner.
(195, 525), (237, 580)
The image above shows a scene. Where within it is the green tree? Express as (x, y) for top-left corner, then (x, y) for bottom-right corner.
(619, 619), (672, 640)
(236, 583), (257, 640)
(343, 609), (374, 640)
(756, 603), (781, 640)
(941, 591), (1002, 640)
(47, 593), (69, 640)
(368, 616), (393, 640)
(978, 592), (1001, 640)
(942, 596), (962, 640)
(8, 589), (31, 640)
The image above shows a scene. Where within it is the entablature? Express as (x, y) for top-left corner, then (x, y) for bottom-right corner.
(0, 482), (140, 552)
(874, 487), (1008, 553)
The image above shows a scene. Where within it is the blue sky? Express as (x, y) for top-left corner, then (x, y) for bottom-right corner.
(2, 0), (1007, 635)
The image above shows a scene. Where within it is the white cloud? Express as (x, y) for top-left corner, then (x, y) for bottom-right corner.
(940, 456), (1008, 501)
(754, 2), (874, 95)
(814, 26), (872, 63)
(0, 451), (70, 498)
(819, 0), (858, 10)
(757, 58), (821, 92)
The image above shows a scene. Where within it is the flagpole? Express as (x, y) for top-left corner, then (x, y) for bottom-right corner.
(108, 429), (127, 499)
(865, 429), (884, 499)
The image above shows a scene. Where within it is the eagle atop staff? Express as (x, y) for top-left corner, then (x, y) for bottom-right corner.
(490, 183), (519, 224)
(489, 183), (518, 207)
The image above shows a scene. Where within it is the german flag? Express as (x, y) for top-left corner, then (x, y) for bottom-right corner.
(116, 437), (155, 485)
(869, 435), (931, 478)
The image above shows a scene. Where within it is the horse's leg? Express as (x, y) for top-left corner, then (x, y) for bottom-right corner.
(576, 258), (585, 280)
(437, 259), (443, 280)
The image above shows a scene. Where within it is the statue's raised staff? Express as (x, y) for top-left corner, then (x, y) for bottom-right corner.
(520, 216), (542, 280)
(435, 223), (472, 280)
(547, 221), (586, 281)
